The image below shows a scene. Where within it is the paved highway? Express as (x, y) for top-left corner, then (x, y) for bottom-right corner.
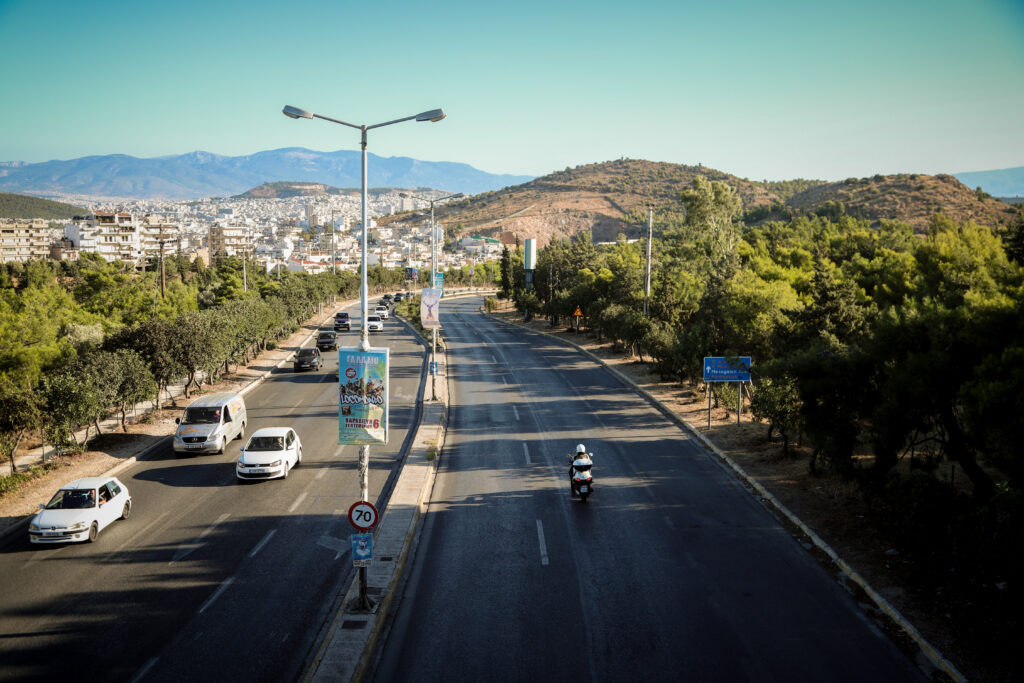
(0, 303), (425, 683)
(371, 297), (925, 682)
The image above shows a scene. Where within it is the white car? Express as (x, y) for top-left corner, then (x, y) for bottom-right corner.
(374, 305), (389, 319)
(29, 477), (132, 544)
(366, 314), (384, 332)
(236, 427), (302, 481)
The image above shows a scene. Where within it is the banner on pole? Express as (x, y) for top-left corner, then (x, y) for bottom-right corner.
(421, 288), (441, 329)
(338, 347), (389, 445)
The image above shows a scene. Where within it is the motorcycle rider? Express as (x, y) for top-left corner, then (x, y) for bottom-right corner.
(568, 443), (593, 490)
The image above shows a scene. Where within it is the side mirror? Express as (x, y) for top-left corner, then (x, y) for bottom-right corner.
(175, 417), (180, 424)
(38, 503), (45, 509)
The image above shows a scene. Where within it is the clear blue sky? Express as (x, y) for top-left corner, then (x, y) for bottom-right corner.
(1, 0), (1022, 181)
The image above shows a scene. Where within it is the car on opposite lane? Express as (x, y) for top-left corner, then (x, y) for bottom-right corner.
(367, 314), (384, 332)
(334, 311), (351, 331)
(374, 304), (390, 319)
(28, 477), (131, 544)
(294, 347), (322, 371)
(236, 427), (302, 481)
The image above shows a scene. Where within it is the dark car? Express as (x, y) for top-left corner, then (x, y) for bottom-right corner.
(316, 330), (338, 351)
(334, 311), (351, 331)
(293, 347), (322, 372)
(394, 292), (404, 302)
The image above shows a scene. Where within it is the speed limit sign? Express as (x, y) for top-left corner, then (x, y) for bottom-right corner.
(348, 501), (379, 531)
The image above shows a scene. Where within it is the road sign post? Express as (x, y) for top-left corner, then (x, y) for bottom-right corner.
(703, 356), (752, 427)
(348, 500), (379, 610)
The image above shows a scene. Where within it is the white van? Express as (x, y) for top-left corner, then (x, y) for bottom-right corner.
(173, 392), (247, 455)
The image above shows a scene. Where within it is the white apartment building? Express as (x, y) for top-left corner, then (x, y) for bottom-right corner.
(64, 211), (140, 265)
(209, 224), (249, 257)
(140, 219), (182, 262)
(0, 219), (53, 263)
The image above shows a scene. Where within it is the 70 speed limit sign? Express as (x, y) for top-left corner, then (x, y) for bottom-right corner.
(348, 501), (379, 531)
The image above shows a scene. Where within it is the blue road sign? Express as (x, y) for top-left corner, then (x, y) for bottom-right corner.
(351, 533), (373, 567)
(703, 356), (752, 382)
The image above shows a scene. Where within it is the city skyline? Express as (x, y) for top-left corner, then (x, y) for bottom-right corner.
(1, 0), (1022, 182)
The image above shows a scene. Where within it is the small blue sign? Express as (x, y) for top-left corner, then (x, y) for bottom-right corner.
(703, 356), (752, 382)
(351, 533), (373, 567)
(429, 361), (438, 375)
(433, 272), (444, 297)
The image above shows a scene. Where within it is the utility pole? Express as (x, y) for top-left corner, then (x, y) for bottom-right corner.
(242, 228), (248, 293)
(643, 207), (653, 316)
(331, 209), (337, 275)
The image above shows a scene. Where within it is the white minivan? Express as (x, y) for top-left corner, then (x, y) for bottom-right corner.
(173, 392), (247, 455)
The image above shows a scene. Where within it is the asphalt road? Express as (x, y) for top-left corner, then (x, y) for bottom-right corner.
(0, 302), (425, 683)
(370, 297), (925, 682)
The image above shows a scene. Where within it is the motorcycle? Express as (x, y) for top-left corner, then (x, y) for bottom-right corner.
(567, 453), (594, 503)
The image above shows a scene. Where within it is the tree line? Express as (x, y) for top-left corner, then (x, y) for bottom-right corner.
(0, 251), (499, 473)
(499, 177), (1024, 601)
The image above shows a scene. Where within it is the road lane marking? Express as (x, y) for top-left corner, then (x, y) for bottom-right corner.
(170, 513), (230, 565)
(512, 405), (520, 421)
(536, 519), (549, 566)
(523, 443), (531, 464)
(501, 376), (507, 384)
(198, 576), (235, 614)
(107, 511), (171, 563)
(249, 529), (277, 557)
(315, 466), (327, 479)
(129, 657), (158, 683)
(490, 355), (497, 363)
(289, 492), (308, 513)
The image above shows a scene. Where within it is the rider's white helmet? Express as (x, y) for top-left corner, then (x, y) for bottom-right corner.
(576, 444), (586, 454)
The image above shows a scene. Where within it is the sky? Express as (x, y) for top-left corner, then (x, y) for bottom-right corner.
(1, 0), (1022, 182)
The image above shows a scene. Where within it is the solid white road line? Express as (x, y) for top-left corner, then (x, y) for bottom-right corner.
(288, 491), (308, 513)
(512, 405), (520, 421)
(249, 529), (277, 557)
(198, 576), (235, 614)
(536, 520), (549, 566)
(523, 442), (531, 464)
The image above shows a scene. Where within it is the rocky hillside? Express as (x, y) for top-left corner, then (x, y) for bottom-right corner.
(381, 159), (1018, 246)
(784, 173), (1017, 231)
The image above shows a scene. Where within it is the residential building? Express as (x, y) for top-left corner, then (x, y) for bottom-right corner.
(0, 219), (53, 263)
(209, 224), (249, 257)
(64, 211), (140, 265)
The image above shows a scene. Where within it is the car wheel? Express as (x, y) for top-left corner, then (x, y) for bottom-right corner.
(237, 422), (245, 440)
(282, 461), (289, 479)
(88, 521), (98, 543)
(297, 447), (302, 465)
(218, 437), (226, 455)
(121, 500), (132, 520)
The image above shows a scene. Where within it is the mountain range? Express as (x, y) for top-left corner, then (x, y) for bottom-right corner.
(0, 149), (534, 199)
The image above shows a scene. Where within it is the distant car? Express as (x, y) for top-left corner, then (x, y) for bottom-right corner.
(334, 311), (351, 331)
(382, 293), (393, 302)
(237, 427), (302, 481)
(374, 305), (389, 319)
(29, 477), (132, 544)
(294, 347), (322, 371)
(394, 292), (404, 302)
(367, 314), (384, 332)
(317, 330), (338, 351)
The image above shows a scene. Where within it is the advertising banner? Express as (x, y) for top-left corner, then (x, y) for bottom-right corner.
(433, 271), (444, 296)
(351, 533), (373, 567)
(421, 288), (441, 329)
(338, 347), (389, 445)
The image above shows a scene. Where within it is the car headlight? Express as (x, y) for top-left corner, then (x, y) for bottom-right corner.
(69, 521), (87, 530)
(237, 460), (246, 468)
(29, 523), (39, 531)
(268, 460), (282, 467)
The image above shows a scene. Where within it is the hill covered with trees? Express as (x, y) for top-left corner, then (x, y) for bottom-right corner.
(0, 192), (86, 219)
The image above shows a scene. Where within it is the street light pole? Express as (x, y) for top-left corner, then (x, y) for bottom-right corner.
(283, 103), (445, 611)
(399, 191), (462, 401)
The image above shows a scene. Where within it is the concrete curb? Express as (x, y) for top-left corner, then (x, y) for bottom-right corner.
(483, 312), (966, 683)
(301, 331), (448, 683)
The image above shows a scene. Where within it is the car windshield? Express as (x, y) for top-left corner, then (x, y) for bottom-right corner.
(298, 349), (317, 358)
(319, 332), (335, 338)
(336, 313), (349, 320)
(368, 316), (381, 322)
(246, 436), (284, 451)
(183, 406), (221, 424)
(46, 488), (96, 510)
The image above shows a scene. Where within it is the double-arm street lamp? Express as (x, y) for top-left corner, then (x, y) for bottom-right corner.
(399, 191), (463, 400)
(282, 104), (444, 610)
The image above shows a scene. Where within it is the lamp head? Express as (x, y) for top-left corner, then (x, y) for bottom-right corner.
(283, 105), (314, 120)
(415, 109), (446, 123)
